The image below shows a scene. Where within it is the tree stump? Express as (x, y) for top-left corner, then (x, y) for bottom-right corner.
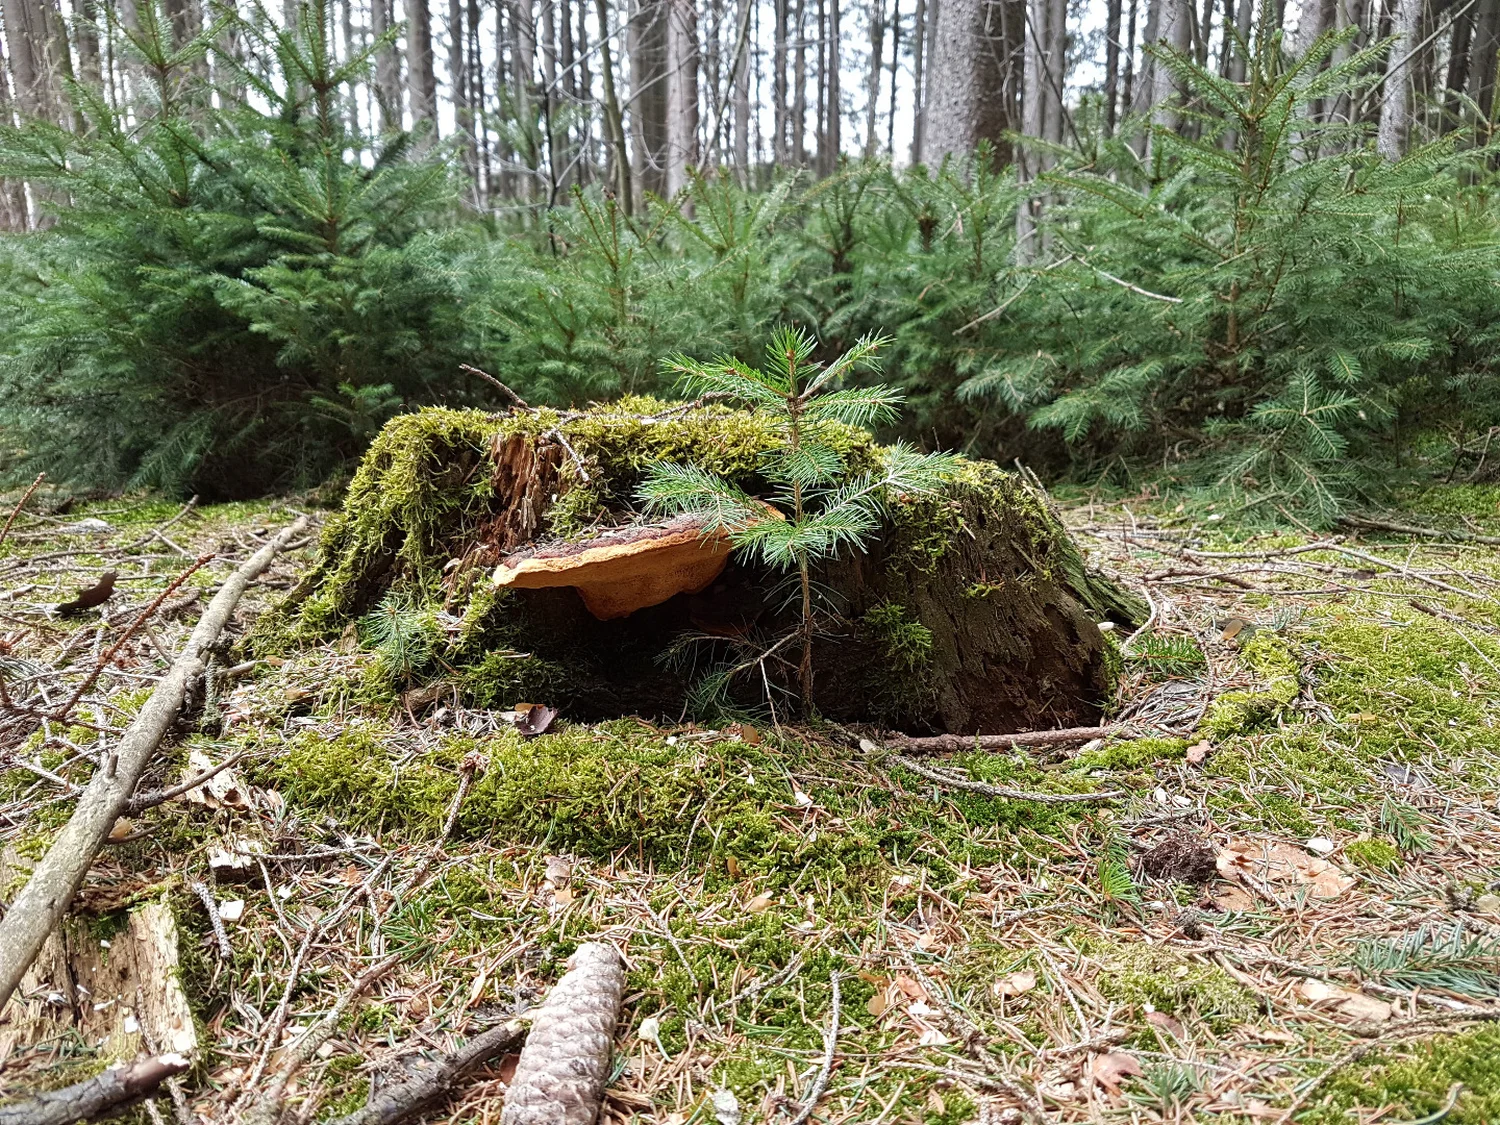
(272, 400), (1141, 734)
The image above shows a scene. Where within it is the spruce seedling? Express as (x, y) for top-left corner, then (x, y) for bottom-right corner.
(637, 327), (955, 712)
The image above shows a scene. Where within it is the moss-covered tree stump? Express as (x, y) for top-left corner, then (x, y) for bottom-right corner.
(272, 400), (1140, 734)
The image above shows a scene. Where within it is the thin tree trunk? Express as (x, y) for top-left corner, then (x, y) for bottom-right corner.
(864, 0), (884, 156)
(793, 0), (807, 160)
(471, 0), (492, 200)
(774, 0), (789, 159)
(451, 0), (479, 198)
(815, 0), (826, 165)
(406, 0), (439, 143)
(826, 0), (840, 169)
(1122, 0), (1139, 109)
(1471, 0), (1499, 127)
(1442, 0), (1472, 132)
(1377, 0), (1424, 157)
(540, 0), (560, 196)
(597, 0), (632, 208)
(910, 0), (926, 158)
(1105, 0), (1123, 131)
(0, 28), (28, 229)
(74, 0), (102, 93)
(628, 0), (668, 199)
(734, 0), (751, 176)
(886, 0), (900, 152)
(664, 0), (698, 195)
(371, 0), (401, 128)
(1149, 0), (1192, 133)
(576, 0), (593, 181)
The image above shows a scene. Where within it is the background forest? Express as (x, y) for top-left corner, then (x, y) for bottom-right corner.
(1, 0), (1499, 519)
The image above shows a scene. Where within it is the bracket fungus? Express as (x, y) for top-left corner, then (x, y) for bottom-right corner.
(492, 516), (736, 621)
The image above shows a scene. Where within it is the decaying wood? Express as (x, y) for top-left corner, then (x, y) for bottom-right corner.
(500, 942), (626, 1125)
(0, 1052), (190, 1125)
(0, 517), (307, 1012)
(326, 1019), (527, 1125)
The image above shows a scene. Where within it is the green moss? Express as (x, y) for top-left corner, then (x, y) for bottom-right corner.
(862, 602), (935, 673)
(1345, 838), (1402, 871)
(1401, 484), (1500, 519)
(1070, 737), (1187, 772)
(1202, 632), (1301, 737)
(1308, 1025), (1500, 1123)
(1084, 938), (1259, 1031)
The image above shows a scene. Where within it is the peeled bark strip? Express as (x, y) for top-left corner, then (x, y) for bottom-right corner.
(500, 943), (625, 1125)
(0, 518), (307, 1012)
(0, 1053), (190, 1125)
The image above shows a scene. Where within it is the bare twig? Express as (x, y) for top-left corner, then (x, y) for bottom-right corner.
(886, 751), (1127, 804)
(130, 750), (251, 813)
(886, 724), (1133, 754)
(0, 473), (45, 555)
(787, 972), (841, 1125)
(190, 881), (233, 959)
(0, 1053), (189, 1125)
(460, 363), (530, 409)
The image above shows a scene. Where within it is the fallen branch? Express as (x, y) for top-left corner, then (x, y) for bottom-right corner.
(459, 363), (530, 409)
(1342, 513), (1500, 546)
(0, 517), (307, 1012)
(326, 1020), (527, 1125)
(0, 472), (44, 554)
(887, 724), (1131, 754)
(884, 750), (1127, 805)
(0, 1053), (189, 1125)
(501, 942), (626, 1125)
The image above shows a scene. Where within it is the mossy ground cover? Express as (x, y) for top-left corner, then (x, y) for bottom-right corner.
(7, 490), (1500, 1121)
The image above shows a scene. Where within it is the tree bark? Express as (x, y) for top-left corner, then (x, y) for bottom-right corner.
(2, 0), (50, 124)
(921, 0), (1019, 164)
(733, 0), (751, 177)
(597, 0), (632, 209)
(864, 0), (884, 155)
(0, 1055), (191, 1125)
(370, 0), (400, 127)
(793, 0), (808, 161)
(451, 0), (479, 197)
(1148, 0), (1192, 133)
(910, 0), (926, 159)
(628, 0), (668, 197)
(1377, 0), (1424, 157)
(0, 27), (28, 230)
(664, 0), (698, 196)
(405, 0), (439, 144)
(886, 0), (901, 151)
(327, 1023), (528, 1125)
(1471, 0), (1499, 124)
(0, 521), (307, 1013)
(774, 0), (789, 159)
(1105, 0), (1124, 131)
(825, 0), (840, 170)
(1442, 0), (1474, 132)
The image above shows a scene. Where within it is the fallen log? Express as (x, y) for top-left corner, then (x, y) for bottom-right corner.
(0, 517), (307, 1011)
(0, 1053), (189, 1125)
(501, 942), (625, 1125)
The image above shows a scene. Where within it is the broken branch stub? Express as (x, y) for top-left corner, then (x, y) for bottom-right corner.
(500, 942), (626, 1125)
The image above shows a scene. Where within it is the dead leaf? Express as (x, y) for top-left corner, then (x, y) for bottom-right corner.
(926, 1090), (946, 1116)
(726, 856), (743, 880)
(513, 704), (557, 737)
(1216, 838), (1355, 898)
(1145, 1010), (1184, 1038)
(1219, 616), (1251, 641)
(1212, 885), (1257, 911)
(544, 855), (572, 886)
(867, 989), (892, 1017)
(551, 887), (574, 906)
(1186, 740), (1210, 765)
(993, 970), (1037, 998)
(1295, 979), (1392, 1022)
(108, 817), (135, 842)
(744, 892), (775, 914)
(914, 931), (939, 951)
(892, 974), (928, 1001)
(1092, 1051), (1143, 1095)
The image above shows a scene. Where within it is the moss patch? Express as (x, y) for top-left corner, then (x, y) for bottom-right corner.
(1309, 1025), (1500, 1123)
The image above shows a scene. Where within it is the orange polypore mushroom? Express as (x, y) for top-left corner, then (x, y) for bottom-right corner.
(491, 518), (738, 620)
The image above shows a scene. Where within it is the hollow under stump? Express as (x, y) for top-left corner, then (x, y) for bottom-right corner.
(268, 399), (1143, 735)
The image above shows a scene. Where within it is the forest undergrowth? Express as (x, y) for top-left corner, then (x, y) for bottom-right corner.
(6, 484), (1500, 1121)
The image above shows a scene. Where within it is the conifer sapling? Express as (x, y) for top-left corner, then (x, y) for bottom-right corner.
(637, 328), (956, 711)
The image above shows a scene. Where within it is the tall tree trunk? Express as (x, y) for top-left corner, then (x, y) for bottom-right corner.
(825, 0), (840, 170)
(733, 0), (751, 177)
(910, 0), (925, 159)
(774, 0), (789, 159)
(74, 0), (102, 94)
(1130, 0), (1160, 126)
(1123, 0), (1139, 109)
(628, 0), (668, 198)
(451, 0), (479, 199)
(1105, 0), (1124, 131)
(0, 28), (28, 230)
(406, 0), (439, 144)
(887, 0), (901, 151)
(513, 0), (539, 200)
(540, 0), (560, 196)
(664, 0), (698, 195)
(596, 0), (633, 209)
(815, 0), (826, 165)
(472, 0), (492, 200)
(1377, 0), (1423, 157)
(921, 0), (1018, 163)
(864, 0), (884, 156)
(1442, 0), (1474, 132)
(371, 0), (401, 128)
(1148, 0), (1192, 133)
(1471, 0), (1499, 128)
(576, 0), (593, 180)
(0, 0), (46, 124)
(793, 0), (807, 161)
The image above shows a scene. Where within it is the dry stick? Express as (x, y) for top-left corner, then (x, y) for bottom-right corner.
(786, 972), (841, 1125)
(886, 751), (1127, 805)
(501, 942), (626, 1125)
(0, 1053), (190, 1125)
(0, 472), (45, 554)
(49, 554), (216, 725)
(240, 953), (405, 1125)
(189, 881), (233, 960)
(1343, 513), (1500, 546)
(0, 517), (307, 1012)
(459, 363), (530, 409)
(888, 724), (1132, 754)
(325, 1020), (528, 1125)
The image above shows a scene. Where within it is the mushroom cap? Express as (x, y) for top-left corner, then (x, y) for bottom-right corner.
(492, 519), (736, 620)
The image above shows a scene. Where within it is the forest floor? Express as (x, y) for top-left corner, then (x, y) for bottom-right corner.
(5, 485), (1500, 1124)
